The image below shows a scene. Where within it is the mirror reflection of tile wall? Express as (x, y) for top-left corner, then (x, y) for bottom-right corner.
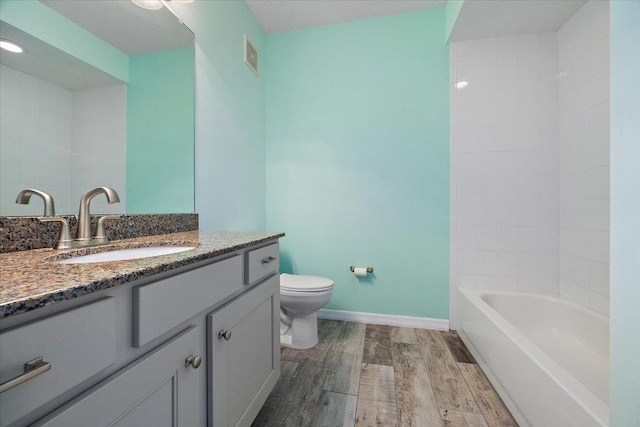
(0, 64), (126, 216)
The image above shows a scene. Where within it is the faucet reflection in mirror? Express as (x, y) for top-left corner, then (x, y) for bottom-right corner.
(15, 189), (55, 216)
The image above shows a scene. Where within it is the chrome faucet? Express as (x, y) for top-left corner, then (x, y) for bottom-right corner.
(76, 187), (120, 242)
(15, 189), (55, 216)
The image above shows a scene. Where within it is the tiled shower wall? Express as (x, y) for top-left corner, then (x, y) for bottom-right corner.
(558, 0), (610, 315)
(450, 0), (610, 326)
(0, 65), (126, 216)
(450, 32), (560, 328)
(71, 85), (126, 215)
(0, 65), (73, 215)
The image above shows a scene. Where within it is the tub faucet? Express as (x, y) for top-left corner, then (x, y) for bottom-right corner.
(76, 187), (120, 243)
(15, 189), (55, 216)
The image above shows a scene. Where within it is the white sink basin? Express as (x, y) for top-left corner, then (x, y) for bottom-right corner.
(58, 246), (196, 264)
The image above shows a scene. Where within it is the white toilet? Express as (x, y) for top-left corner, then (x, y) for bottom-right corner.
(279, 273), (334, 349)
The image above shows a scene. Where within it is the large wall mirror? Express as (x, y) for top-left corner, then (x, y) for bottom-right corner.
(0, 0), (194, 216)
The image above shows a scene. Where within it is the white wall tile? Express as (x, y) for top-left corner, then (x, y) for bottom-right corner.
(589, 260), (610, 297)
(496, 251), (519, 276)
(557, 1), (610, 313)
(588, 293), (609, 316)
(495, 201), (519, 226)
(518, 98), (542, 125)
(495, 226), (519, 251)
(476, 275), (497, 289)
(495, 276), (518, 291)
(477, 151), (519, 176)
(0, 65), (74, 214)
(453, 126), (478, 152)
(457, 226), (477, 251)
(476, 251), (497, 275)
(71, 85), (126, 212)
(457, 251), (477, 275)
(476, 226), (497, 250)
(448, 16), (614, 325)
(456, 152), (478, 177)
(456, 175), (477, 201)
(450, 30), (562, 315)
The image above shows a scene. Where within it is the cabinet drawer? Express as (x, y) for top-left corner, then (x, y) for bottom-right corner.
(245, 243), (279, 285)
(133, 255), (242, 348)
(0, 298), (115, 427)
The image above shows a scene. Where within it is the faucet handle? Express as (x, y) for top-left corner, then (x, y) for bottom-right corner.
(94, 215), (121, 244)
(38, 217), (73, 250)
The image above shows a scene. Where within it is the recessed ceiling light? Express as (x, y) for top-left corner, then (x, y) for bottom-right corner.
(0, 39), (24, 53)
(131, 0), (163, 10)
(455, 80), (469, 89)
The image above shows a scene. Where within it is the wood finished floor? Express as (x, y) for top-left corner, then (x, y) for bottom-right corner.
(252, 320), (518, 427)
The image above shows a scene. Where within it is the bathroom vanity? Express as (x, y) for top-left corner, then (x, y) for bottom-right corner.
(0, 230), (283, 427)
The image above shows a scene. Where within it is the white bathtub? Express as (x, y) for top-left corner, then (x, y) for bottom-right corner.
(457, 288), (609, 427)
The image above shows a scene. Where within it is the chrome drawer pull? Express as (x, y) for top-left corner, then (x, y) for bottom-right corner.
(218, 330), (232, 341)
(0, 357), (51, 394)
(261, 256), (276, 265)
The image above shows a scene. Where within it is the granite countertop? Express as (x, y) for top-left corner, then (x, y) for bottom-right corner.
(0, 231), (284, 319)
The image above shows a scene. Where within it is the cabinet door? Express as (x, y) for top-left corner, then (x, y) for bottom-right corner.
(35, 325), (203, 427)
(208, 275), (280, 427)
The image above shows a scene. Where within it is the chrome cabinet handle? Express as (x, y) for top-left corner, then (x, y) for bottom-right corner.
(185, 354), (202, 369)
(218, 330), (232, 341)
(261, 256), (276, 265)
(0, 357), (51, 394)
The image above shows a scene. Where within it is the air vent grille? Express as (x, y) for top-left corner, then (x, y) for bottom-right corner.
(244, 35), (258, 75)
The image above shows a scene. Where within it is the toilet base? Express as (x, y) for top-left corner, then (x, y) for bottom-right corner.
(280, 312), (319, 349)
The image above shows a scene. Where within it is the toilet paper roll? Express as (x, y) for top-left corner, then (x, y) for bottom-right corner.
(353, 267), (368, 277)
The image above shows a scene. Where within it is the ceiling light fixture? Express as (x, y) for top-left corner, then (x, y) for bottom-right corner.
(131, 0), (163, 10)
(130, 0), (193, 23)
(131, 0), (193, 10)
(0, 39), (24, 53)
(455, 80), (469, 89)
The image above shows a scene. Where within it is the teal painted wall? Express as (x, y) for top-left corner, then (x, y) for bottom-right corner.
(610, 1), (640, 425)
(126, 46), (195, 213)
(445, 0), (464, 41)
(0, 0), (128, 82)
(172, 1), (266, 230)
(265, 9), (450, 319)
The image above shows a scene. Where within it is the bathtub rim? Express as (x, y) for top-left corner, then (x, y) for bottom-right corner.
(457, 287), (609, 427)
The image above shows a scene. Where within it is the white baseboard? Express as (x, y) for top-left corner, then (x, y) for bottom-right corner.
(318, 309), (449, 331)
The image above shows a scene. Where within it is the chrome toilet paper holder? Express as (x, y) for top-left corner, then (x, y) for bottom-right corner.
(350, 265), (374, 273)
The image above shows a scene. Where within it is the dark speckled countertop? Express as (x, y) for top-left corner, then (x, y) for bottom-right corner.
(0, 231), (284, 319)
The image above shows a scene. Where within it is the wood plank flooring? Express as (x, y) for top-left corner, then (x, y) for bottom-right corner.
(252, 320), (517, 427)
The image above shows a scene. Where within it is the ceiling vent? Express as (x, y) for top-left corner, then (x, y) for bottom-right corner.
(244, 35), (258, 75)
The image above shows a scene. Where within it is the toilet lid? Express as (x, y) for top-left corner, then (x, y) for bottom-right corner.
(280, 273), (334, 292)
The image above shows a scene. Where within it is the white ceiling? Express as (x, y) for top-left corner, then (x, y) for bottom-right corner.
(246, 0), (588, 39)
(0, 22), (122, 91)
(42, 0), (193, 56)
(246, 0), (446, 34)
(449, 0), (588, 42)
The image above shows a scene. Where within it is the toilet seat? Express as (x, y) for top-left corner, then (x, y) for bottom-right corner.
(280, 273), (333, 292)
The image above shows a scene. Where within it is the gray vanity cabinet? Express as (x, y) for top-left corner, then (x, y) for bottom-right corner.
(0, 238), (281, 427)
(34, 325), (203, 427)
(208, 274), (280, 427)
